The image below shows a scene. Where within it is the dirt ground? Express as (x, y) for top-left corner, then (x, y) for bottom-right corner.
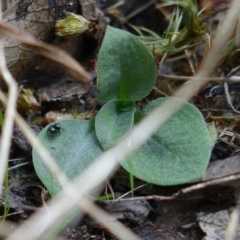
(1, 0), (240, 239)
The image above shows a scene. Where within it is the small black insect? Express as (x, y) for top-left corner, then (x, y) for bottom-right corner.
(47, 123), (61, 136)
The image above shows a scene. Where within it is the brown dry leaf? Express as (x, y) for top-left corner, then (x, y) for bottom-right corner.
(1, 0), (91, 85)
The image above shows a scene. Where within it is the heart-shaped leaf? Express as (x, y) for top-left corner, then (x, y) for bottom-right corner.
(32, 119), (114, 196)
(120, 97), (211, 185)
(95, 100), (136, 150)
(97, 26), (157, 102)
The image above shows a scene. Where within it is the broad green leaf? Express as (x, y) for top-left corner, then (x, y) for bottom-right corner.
(97, 26), (157, 102)
(95, 100), (136, 150)
(121, 97), (211, 185)
(32, 119), (114, 196)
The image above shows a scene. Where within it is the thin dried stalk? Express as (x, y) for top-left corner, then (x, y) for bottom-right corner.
(159, 74), (240, 82)
(178, 172), (240, 197)
(0, 1), (18, 197)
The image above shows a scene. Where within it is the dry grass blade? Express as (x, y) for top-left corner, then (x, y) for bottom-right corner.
(174, 172), (240, 198)
(159, 74), (240, 82)
(0, 22), (91, 84)
(0, 1), (18, 197)
(0, 54), (17, 197)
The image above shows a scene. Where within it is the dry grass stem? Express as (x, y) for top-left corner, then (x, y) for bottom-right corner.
(0, 211), (24, 218)
(159, 74), (240, 82)
(0, 22), (91, 84)
(117, 183), (148, 200)
(0, 1), (18, 197)
(0, 54), (17, 197)
(176, 172), (240, 197)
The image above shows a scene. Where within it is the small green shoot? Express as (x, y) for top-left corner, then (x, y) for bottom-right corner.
(132, 0), (207, 64)
(87, 193), (114, 201)
(129, 173), (134, 197)
(0, 108), (4, 127)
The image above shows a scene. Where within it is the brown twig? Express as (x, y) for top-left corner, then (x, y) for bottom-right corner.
(159, 74), (240, 82)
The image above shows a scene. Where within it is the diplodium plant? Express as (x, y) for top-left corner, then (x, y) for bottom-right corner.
(33, 25), (211, 196)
